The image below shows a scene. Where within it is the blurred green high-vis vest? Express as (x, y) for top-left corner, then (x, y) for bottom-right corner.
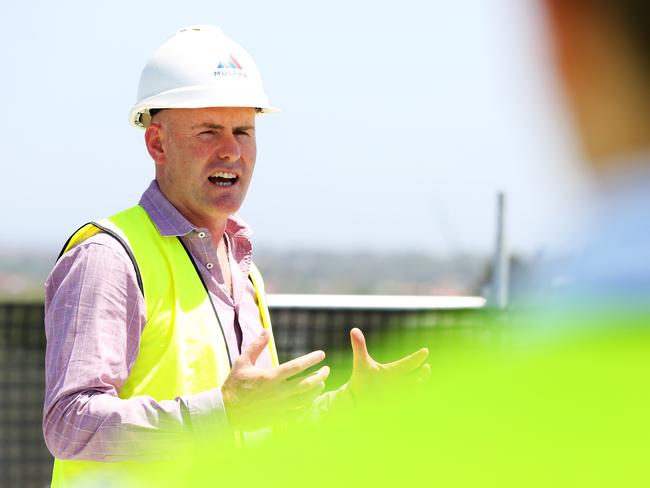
(50, 204), (278, 487)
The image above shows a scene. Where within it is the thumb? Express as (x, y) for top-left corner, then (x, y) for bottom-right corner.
(350, 328), (370, 369)
(240, 329), (270, 365)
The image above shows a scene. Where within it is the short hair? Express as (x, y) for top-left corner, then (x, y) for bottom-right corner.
(147, 107), (262, 120)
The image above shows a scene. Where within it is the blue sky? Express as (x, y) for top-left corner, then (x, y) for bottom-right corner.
(1, 0), (592, 256)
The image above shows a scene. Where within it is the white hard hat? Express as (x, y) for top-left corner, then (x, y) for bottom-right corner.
(129, 25), (278, 128)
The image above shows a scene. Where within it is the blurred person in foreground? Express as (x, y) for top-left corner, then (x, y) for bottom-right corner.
(43, 25), (429, 487)
(543, 0), (650, 306)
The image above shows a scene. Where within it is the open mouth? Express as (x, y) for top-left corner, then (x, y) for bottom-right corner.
(208, 171), (239, 187)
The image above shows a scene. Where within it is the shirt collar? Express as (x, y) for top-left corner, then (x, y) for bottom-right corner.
(139, 179), (253, 239)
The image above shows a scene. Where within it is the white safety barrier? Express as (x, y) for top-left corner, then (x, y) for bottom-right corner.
(267, 294), (486, 311)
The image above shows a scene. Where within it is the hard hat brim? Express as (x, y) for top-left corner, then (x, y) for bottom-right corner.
(129, 85), (279, 128)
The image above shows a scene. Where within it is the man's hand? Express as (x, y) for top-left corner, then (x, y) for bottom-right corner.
(221, 329), (330, 431)
(348, 328), (430, 402)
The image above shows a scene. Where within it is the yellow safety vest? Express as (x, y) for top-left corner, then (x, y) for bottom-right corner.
(50, 204), (278, 487)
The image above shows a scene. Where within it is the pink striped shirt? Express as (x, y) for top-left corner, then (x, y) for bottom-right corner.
(43, 180), (273, 461)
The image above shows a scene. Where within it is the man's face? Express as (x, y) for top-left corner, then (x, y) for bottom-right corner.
(147, 107), (257, 229)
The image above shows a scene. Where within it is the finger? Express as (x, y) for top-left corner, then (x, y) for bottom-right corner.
(259, 379), (325, 417)
(285, 380), (326, 409)
(415, 363), (431, 383)
(350, 328), (370, 369)
(274, 402), (314, 424)
(256, 384), (316, 412)
(385, 347), (429, 374)
(276, 350), (326, 380)
(239, 329), (270, 365)
(259, 383), (327, 426)
(285, 366), (330, 394)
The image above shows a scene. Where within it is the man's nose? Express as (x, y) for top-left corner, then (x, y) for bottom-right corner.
(217, 132), (241, 161)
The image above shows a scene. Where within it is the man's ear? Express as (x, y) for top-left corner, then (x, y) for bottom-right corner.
(145, 124), (166, 164)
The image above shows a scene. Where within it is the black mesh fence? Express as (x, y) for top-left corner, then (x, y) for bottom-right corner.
(0, 301), (491, 488)
(0, 303), (50, 488)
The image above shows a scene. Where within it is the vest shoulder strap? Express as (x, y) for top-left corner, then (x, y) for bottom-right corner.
(57, 216), (144, 296)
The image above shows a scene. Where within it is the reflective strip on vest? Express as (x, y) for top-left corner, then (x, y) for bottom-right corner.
(51, 204), (277, 487)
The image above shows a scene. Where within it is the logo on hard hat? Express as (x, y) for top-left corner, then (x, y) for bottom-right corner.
(213, 55), (247, 78)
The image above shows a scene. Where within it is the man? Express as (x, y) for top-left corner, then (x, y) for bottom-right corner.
(43, 25), (430, 486)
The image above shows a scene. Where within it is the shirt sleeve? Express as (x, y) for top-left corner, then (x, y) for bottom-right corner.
(43, 233), (230, 461)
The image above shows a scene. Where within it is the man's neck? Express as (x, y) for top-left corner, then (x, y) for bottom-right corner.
(209, 221), (228, 249)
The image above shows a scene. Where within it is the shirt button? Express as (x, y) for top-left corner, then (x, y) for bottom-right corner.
(198, 232), (206, 238)
(206, 263), (214, 270)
